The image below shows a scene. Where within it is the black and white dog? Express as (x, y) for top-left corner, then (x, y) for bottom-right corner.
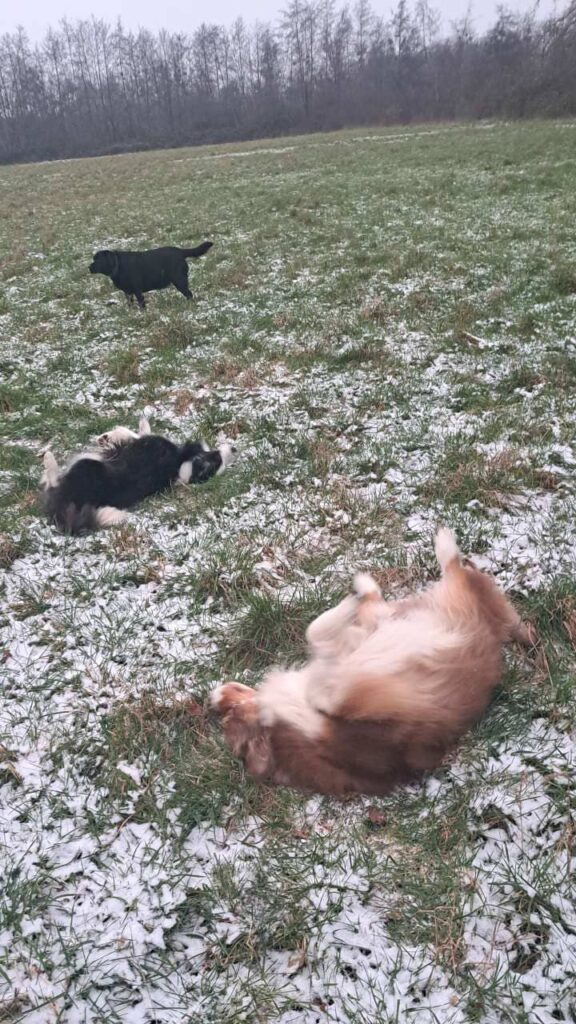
(41, 418), (236, 534)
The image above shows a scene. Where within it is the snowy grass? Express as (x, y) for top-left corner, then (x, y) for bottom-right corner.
(1, 120), (576, 1023)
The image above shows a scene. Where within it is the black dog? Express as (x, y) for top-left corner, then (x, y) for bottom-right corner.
(89, 241), (213, 308)
(41, 418), (236, 534)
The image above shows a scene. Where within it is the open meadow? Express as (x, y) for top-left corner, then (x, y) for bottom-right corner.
(1, 120), (576, 1023)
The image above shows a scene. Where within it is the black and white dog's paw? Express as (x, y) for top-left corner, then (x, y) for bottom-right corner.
(96, 426), (136, 447)
(96, 417), (151, 448)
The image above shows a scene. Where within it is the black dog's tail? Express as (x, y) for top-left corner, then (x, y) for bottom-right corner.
(181, 241), (213, 259)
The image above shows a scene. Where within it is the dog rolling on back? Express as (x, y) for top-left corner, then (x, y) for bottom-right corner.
(211, 530), (532, 797)
(89, 242), (213, 308)
(41, 418), (235, 534)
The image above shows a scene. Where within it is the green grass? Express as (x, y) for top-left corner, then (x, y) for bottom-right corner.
(1, 120), (576, 1024)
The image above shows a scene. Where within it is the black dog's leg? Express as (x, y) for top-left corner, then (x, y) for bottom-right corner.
(135, 293), (146, 310)
(126, 293), (135, 305)
(173, 266), (193, 300)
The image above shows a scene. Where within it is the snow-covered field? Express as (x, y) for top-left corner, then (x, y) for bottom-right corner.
(1, 121), (575, 1023)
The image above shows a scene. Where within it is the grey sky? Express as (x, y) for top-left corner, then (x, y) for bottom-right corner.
(1, 0), (562, 40)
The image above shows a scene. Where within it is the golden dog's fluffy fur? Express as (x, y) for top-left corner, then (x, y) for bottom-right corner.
(210, 529), (532, 797)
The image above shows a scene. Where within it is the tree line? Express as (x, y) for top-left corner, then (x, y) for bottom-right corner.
(1, 0), (575, 164)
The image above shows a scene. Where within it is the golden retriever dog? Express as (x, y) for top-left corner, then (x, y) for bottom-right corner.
(210, 529), (532, 797)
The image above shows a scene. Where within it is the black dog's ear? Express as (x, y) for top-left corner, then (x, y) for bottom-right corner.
(105, 251), (120, 276)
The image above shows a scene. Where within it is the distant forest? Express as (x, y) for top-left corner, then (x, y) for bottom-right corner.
(1, 0), (575, 163)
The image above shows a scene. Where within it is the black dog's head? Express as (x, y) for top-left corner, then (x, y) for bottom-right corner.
(89, 250), (119, 277)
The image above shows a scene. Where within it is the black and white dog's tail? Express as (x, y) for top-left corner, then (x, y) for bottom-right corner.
(41, 452), (127, 536)
(44, 500), (125, 535)
(181, 241), (213, 259)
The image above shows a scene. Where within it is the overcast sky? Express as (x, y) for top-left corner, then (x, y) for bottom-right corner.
(0, 0), (562, 40)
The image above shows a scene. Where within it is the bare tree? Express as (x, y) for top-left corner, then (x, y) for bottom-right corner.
(0, 0), (575, 163)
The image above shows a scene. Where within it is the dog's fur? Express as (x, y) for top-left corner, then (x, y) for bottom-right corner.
(89, 242), (213, 308)
(210, 530), (532, 797)
(41, 418), (235, 534)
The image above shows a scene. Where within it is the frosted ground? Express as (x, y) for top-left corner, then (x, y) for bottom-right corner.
(1, 121), (575, 1023)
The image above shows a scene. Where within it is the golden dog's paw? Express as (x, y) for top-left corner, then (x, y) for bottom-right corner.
(352, 572), (382, 601)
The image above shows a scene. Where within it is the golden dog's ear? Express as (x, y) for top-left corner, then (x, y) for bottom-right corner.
(244, 732), (274, 781)
(220, 702), (260, 758)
